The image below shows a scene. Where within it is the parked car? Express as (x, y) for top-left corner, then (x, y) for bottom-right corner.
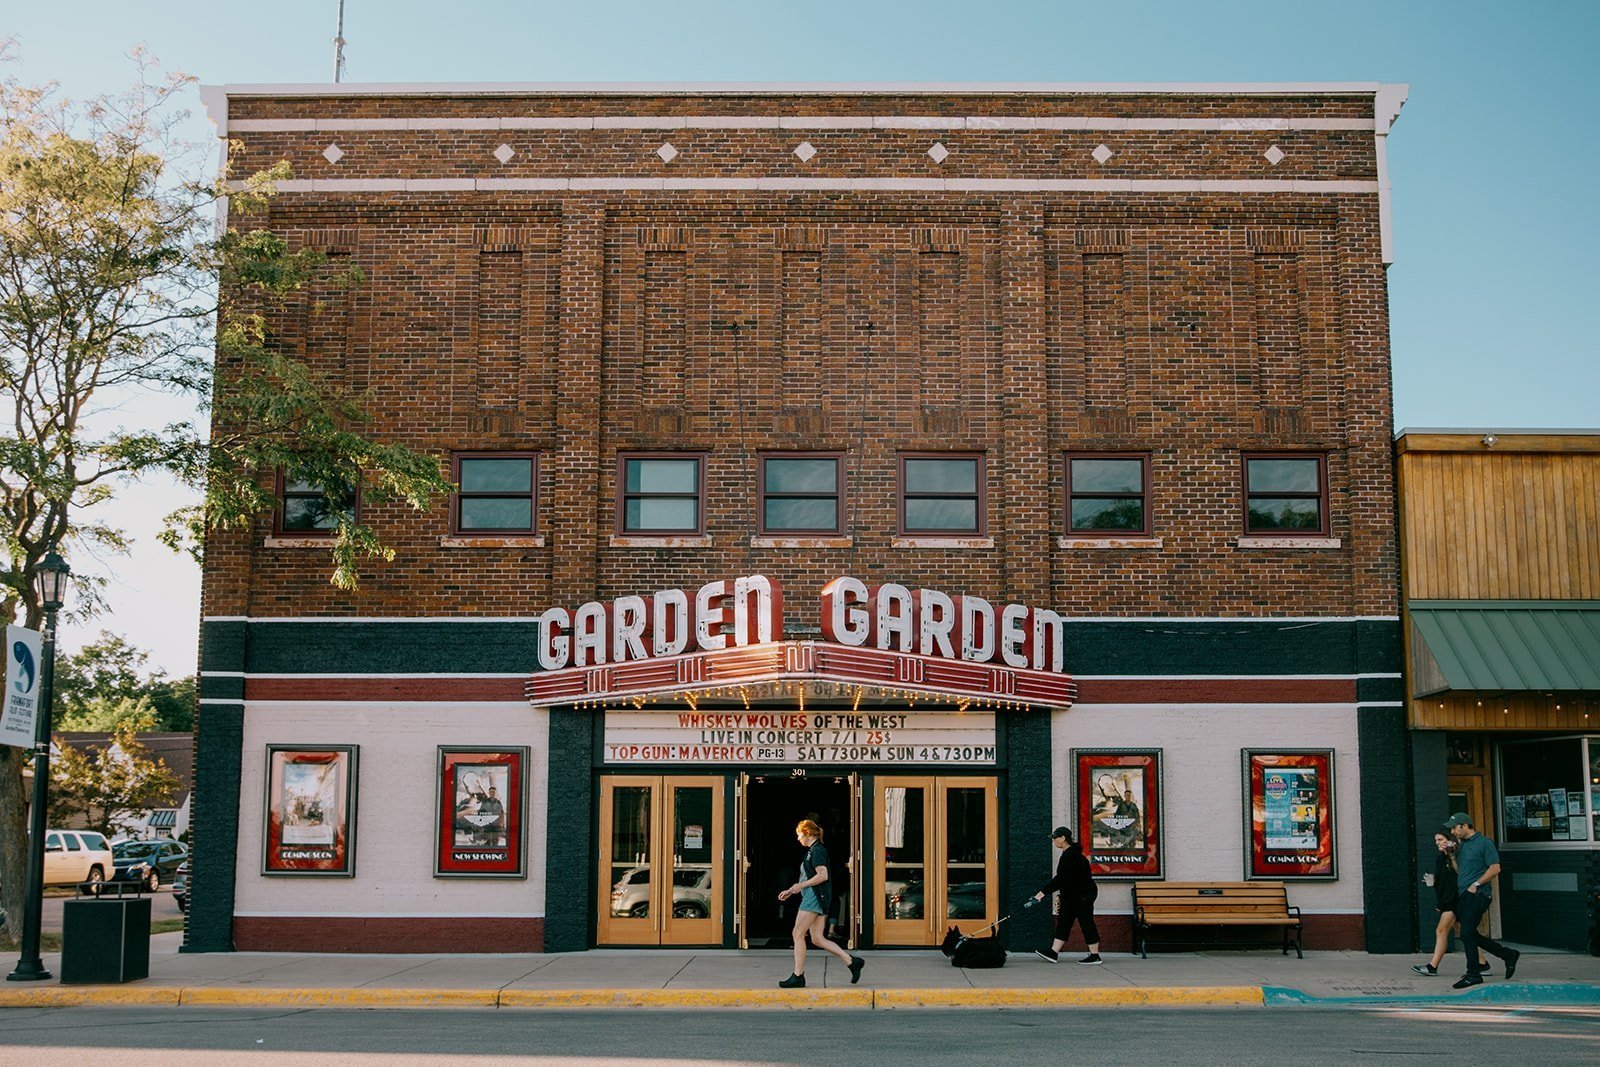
(886, 878), (988, 920)
(610, 865), (713, 918)
(172, 860), (190, 912)
(111, 839), (188, 890)
(41, 829), (114, 890)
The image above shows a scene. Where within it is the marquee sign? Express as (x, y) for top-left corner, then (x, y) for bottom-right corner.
(604, 709), (998, 766)
(527, 575), (1075, 709)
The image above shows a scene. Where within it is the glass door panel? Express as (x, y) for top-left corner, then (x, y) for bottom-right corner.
(874, 777), (935, 944)
(598, 777), (656, 945)
(941, 778), (999, 935)
(661, 776), (723, 944)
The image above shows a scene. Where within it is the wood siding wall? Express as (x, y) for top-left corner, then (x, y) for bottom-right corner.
(1398, 450), (1600, 601)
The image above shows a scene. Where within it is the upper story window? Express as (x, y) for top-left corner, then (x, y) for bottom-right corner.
(1065, 453), (1150, 536)
(1242, 454), (1328, 535)
(759, 453), (844, 536)
(454, 453), (538, 533)
(277, 473), (356, 536)
(899, 453), (986, 536)
(618, 454), (705, 534)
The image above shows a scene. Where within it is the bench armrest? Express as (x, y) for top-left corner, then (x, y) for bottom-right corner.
(1286, 905), (1302, 920)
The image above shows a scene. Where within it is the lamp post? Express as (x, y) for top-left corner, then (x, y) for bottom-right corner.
(7, 551), (70, 982)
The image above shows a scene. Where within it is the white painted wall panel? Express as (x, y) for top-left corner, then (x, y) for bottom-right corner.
(1050, 703), (1365, 916)
(235, 702), (548, 917)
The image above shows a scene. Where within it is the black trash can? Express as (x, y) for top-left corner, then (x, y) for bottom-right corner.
(60, 884), (151, 984)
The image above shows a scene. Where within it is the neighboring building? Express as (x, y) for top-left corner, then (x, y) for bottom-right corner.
(187, 81), (1409, 955)
(50, 731), (194, 840)
(1397, 429), (1600, 953)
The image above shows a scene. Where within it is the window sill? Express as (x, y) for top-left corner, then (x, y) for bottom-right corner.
(1059, 536), (1163, 550)
(1236, 536), (1342, 549)
(891, 536), (994, 549)
(752, 536), (853, 549)
(610, 535), (713, 548)
(440, 535), (546, 548)
(263, 536), (332, 549)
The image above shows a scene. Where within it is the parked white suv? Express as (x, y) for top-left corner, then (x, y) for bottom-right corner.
(42, 829), (114, 890)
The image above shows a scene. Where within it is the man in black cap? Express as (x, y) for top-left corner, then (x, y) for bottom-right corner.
(1029, 826), (1101, 964)
(1444, 811), (1520, 988)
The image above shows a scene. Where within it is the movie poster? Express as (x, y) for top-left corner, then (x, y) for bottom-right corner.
(1243, 750), (1336, 880)
(263, 745), (358, 875)
(435, 747), (528, 878)
(1074, 750), (1163, 879)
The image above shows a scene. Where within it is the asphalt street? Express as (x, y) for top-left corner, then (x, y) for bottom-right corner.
(0, 1006), (1594, 1065)
(40, 887), (182, 932)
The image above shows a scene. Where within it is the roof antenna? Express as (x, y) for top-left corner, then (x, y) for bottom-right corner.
(333, 0), (349, 83)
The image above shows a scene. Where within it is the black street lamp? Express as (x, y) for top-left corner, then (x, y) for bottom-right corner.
(7, 550), (70, 983)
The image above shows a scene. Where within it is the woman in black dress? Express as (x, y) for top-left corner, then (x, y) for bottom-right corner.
(1412, 827), (1490, 977)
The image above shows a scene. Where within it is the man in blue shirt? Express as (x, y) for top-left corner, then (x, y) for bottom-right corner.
(1444, 812), (1521, 989)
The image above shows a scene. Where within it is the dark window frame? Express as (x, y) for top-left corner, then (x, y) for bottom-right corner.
(757, 452), (846, 536)
(897, 452), (988, 537)
(1064, 451), (1152, 537)
(616, 452), (708, 535)
(275, 470), (358, 538)
(451, 451), (540, 535)
(1240, 452), (1330, 537)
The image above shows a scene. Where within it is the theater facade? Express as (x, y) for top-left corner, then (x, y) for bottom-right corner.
(186, 81), (1410, 955)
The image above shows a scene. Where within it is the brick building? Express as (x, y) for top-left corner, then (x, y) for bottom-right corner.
(187, 81), (1410, 956)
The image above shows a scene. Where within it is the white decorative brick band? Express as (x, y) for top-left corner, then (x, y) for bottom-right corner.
(254, 177), (1380, 194)
(226, 115), (1378, 133)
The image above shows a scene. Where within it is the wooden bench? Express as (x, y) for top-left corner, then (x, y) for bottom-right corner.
(1132, 881), (1303, 959)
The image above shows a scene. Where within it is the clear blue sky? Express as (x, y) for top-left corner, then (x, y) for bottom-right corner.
(8, 1), (1598, 675)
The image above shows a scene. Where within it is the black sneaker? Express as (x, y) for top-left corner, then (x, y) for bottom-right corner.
(1034, 948), (1059, 964)
(1078, 954), (1103, 965)
(1504, 949), (1520, 981)
(1476, 963), (1493, 976)
(1411, 963), (1437, 976)
(778, 973), (806, 989)
(1451, 974), (1483, 990)
(848, 956), (865, 984)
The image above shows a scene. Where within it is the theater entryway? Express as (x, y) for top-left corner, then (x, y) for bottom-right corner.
(737, 774), (858, 950)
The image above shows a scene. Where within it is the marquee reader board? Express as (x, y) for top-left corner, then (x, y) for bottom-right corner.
(603, 709), (997, 766)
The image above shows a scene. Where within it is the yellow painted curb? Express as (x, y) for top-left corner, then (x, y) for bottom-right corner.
(874, 986), (1265, 1009)
(178, 987), (498, 1009)
(497, 988), (874, 1009)
(0, 986), (182, 1008)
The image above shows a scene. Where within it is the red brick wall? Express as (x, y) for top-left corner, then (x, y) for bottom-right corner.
(203, 90), (1397, 624)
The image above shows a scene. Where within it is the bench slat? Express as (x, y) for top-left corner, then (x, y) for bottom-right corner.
(1141, 915), (1299, 926)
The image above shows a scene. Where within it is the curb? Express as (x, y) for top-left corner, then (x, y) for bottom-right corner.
(0, 985), (1259, 1010)
(2, 983), (1596, 1011)
(1262, 983), (1600, 1008)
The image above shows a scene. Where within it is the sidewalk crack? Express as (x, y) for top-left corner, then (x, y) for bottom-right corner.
(661, 955), (696, 987)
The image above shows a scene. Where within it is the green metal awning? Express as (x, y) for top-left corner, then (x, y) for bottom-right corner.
(1409, 601), (1600, 694)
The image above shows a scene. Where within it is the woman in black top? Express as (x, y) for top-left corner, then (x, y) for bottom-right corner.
(1412, 827), (1490, 976)
(1031, 826), (1101, 965)
(776, 819), (865, 988)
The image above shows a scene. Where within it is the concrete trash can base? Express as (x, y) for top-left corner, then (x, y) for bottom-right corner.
(61, 892), (151, 984)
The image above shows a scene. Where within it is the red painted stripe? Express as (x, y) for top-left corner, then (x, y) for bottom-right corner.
(1074, 677), (1356, 703)
(247, 674), (1352, 704)
(245, 677), (528, 701)
(233, 915), (542, 954)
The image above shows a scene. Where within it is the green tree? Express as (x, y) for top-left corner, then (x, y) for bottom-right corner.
(52, 632), (194, 732)
(0, 49), (450, 947)
(48, 716), (181, 839)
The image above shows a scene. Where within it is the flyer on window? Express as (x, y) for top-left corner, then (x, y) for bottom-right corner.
(263, 745), (358, 875)
(1073, 750), (1163, 879)
(1243, 750), (1336, 880)
(436, 747), (528, 878)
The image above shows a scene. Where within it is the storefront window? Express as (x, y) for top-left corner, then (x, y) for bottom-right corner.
(1498, 737), (1592, 844)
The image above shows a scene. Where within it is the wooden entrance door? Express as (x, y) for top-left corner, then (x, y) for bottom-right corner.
(597, 775), (724, 946)
(873, 776), (999, 945)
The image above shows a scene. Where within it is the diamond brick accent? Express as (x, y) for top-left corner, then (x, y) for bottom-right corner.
(322, 143), (344, 164)
(657, 142), (678, 163)
(928, 142), (949, 164)
(494, 143), (516, 164)
(793, 141), (817, 162)
(1092, 144), (1114, 165)
(1264, 145), (1286, 165)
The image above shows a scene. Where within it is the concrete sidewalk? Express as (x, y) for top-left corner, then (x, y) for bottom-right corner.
(2, 933), (1597, 1010)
